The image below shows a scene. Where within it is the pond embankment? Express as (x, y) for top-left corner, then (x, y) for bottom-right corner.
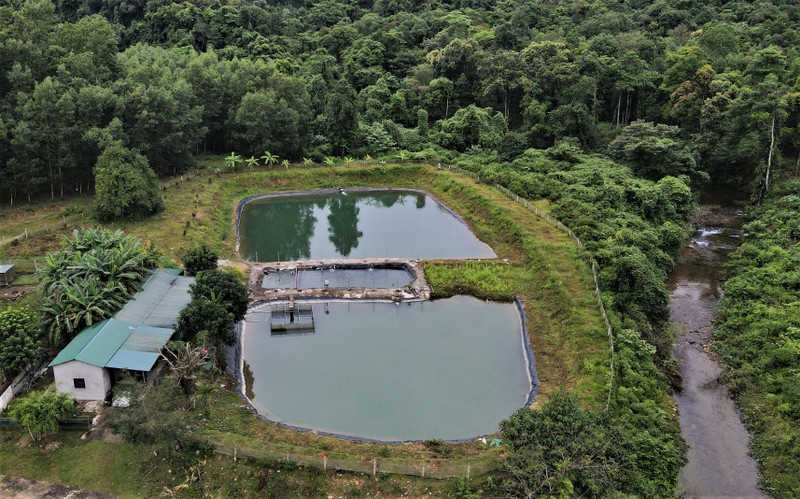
(668, 195), (763, 497)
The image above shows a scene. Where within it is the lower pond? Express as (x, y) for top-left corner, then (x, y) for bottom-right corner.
(241, 296), (535, 442)
(237, 189), (496, 261)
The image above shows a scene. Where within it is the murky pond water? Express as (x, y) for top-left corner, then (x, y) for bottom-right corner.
(238, 189), (496, 261)
(668, 194), (763, 497)
(261, 267), (413, 289)
(241, 296), (534, 442)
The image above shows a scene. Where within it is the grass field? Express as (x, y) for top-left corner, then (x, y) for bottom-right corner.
(0, 159), (611, 496)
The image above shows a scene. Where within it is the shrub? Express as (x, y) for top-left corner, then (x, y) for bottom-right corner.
(9, 389), (78, 441)
(182, 244), (218, 276)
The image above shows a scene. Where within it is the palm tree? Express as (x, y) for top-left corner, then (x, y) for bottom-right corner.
(281, 159), (290, 169)
(261, 150), (279, 168)
(303, 157), (313, 167)
(224, 152), (243, 171)
(324, 156), (336, 166)
(245, 156), (259, 171)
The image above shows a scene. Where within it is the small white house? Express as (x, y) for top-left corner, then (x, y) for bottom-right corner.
(50, 269), (194, 401)
(49, 319), (173, 401)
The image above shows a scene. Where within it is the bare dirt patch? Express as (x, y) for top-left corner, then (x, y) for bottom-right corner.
(0, 475), (113, 499)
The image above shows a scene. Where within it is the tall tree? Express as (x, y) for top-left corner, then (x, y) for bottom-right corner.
(93, 141), (164, 221)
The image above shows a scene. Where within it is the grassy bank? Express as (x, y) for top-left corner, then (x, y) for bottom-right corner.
(0, 160), (610, 495)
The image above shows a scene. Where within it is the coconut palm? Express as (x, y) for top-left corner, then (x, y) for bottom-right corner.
(303, 157), (313, 167)
(261, 150), (279, 168)
(245, 156), (259, 171)
(224, 152), (243, 171)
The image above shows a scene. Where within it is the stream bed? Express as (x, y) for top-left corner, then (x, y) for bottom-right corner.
(668, 196), (763, 497)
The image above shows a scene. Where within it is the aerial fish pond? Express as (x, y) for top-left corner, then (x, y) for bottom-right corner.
(236, 189), (536, 442)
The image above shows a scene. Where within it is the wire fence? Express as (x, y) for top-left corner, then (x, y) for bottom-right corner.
(209, 440), (496, 479)
(0, 212), (87, 249)
(445, 166), (615, 411)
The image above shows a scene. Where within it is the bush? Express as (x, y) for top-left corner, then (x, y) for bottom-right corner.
(0, 307), (40, 382)
(182, 244), (218, 276)
(9, 389), (78, 441)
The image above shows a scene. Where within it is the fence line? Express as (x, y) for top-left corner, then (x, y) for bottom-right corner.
(208, 440), (495, 479)
(0, 211), (87, 249)
(445, 166), (615, 410)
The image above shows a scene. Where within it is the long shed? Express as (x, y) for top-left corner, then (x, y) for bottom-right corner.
(49, 269), (195, 401)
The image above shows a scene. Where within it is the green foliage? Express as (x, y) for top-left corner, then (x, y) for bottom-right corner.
(500, 392), (624, 497)
(191, 269), (248, 322)
(607, 121), (707, 184)
(454, 149), (693, 324)
(175, 269), (247, 347)
(500, 390), (682, 497)
(8, 389), (78, 441)
(179, 298), (232, 343)
(0, 307), (40, 381)
(93, 141), (164, 222)
(714, 180), (800, 494)
(107, 378), (190, 452)
(181, 244), (218, 276)
(37, 227), (161, 347)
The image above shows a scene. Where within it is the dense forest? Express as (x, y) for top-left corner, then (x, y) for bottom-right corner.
(2, 0), (800, 204)
(2, 0), (800, 495)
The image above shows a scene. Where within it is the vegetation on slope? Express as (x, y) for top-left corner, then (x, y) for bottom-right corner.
(715, 180), (800, 496)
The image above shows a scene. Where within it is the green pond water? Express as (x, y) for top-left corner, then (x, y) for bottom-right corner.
(238, 190), (496, 261)
(242, 296), (533, 441)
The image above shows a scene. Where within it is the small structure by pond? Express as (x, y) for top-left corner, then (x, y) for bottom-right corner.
(0, 264), (15, 286)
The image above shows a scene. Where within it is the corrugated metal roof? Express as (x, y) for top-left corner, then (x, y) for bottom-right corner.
(0, 264), (14, 273)
(49, 319), (133, 368)
(114, 269), (194, 328)
(49, 319), (173, 371)
(50, 269), (193, 372)
(106, 325), (174, 371)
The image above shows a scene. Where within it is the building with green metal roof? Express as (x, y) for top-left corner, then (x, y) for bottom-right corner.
(49, 269), (194, 401)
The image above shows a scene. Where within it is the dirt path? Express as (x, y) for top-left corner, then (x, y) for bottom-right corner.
(0, 475), (113, 499)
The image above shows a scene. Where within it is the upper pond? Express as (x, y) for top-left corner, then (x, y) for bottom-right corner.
(242, 296), (534, 442)
(237, 189), (496, 261)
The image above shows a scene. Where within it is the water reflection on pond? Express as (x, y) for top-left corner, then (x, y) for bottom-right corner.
(238, 190), (496, 261)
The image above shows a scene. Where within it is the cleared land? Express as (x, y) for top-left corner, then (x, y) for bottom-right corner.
(0, 161), (610, 496)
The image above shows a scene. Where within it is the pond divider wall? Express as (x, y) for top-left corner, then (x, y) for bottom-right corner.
(247, 258), (431, 302)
